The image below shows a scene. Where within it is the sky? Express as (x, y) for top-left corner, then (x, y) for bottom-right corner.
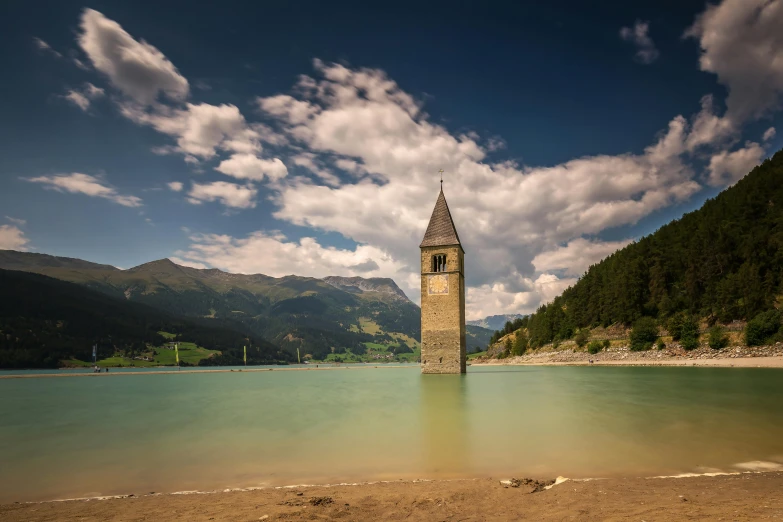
(1, 0), (782, 320)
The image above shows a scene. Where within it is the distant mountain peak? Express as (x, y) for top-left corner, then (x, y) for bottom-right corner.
(322, 275), (410, 302)
(127, 258), (184, 273)
(467, 313), (527, 331)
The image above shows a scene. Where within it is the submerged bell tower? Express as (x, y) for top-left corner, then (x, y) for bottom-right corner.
(419, 180), (466, 374)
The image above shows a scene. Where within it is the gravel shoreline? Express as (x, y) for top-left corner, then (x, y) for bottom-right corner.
(474, 343), (783, 368)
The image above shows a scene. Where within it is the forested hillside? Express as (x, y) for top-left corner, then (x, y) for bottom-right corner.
(0, 269), (292, 368)
(524, 149), (783, 347)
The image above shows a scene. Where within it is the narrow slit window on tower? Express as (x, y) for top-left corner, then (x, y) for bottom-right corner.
(432, 254), (447, 272)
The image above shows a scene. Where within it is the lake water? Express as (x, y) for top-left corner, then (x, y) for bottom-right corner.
(1, 365), (783, 502)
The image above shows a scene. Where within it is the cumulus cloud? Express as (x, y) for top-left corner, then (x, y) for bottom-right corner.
(167, 181), (184, 192)
(73, 8), (282, 180)
(24, 173), (142, 207)
(464, 273), (577, 321)
(78, 8), (189, 104)
(292, 153), (341, 185)
(120, 102), (261, 160)
(685, 0), (783, 124)
(63, 82), (105, 111)
(532, 238), (634, 277)
(348, 259), (381, 272)
(173, 231), (407, 280)
(215, 153), (288, 181)
(706, 141), (766, 186)
(186, 181), (258, 209)
(764, 127), (777, 141)
(684, 94), (736, 150)
(0, 225), (30, 251)
(620, 20), (660, 64)
(257, 94), (320, 124)
(227, 60), (710, 313)
(54, 2), (783, 316)
(259, 62), (699, 297)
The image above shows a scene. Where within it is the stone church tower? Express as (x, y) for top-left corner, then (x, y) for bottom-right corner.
(420, 187), (466, 374)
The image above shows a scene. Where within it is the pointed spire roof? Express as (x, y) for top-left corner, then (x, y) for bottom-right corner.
(420, 188), (463, 250)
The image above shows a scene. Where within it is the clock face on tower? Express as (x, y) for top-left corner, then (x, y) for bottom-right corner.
(427, 274), (449, 295)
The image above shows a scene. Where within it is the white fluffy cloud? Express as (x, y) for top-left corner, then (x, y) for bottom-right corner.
(78, 8), (188, 104)
(686, 0), (783, 124)
(215, 154), (288, 181)
(684, 94), (736, 150)
(186, 181), (258, 209)
(764, 127), (777, 141)
(174, 231), (407, 280)
(120, 102), (261, 160)
(707, 141), (766, 186)
(292, 153), (341, 185)
(257, 95), (320, 124)
(24, 173), (142, 207)
(75, 8), (279, 181)
(465, 273), (577, 321)
(532, 238), (634, 277)
(52, 2), (783, 317)
(64, 82), (105, 111)
(167, 181), (184, 192)
(0, 225), (30, 251)
(258, 62), (699, 300)
(620, 21), (660, 64)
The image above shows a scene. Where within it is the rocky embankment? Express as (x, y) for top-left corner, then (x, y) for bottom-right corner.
(476, 342), (783, 366)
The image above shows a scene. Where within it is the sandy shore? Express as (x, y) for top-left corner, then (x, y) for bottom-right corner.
(2, 472), (782, 521)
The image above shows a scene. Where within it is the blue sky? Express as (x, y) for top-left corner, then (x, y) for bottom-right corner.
(1, 0), (782, 319)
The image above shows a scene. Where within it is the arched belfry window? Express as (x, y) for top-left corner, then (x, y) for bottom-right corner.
(432, 254), (447, 272)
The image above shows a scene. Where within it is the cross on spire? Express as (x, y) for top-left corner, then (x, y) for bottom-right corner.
(439, 169), (444, 187)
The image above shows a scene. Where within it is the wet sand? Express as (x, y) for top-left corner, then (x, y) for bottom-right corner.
(2, 472), (782, 521)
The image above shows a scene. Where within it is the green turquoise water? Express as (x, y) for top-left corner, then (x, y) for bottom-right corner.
(1, 365), (783, 502)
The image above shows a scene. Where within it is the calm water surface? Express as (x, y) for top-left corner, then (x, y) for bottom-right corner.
(1, 365), (782, 502)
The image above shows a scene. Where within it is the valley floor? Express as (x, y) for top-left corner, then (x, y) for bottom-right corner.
(474, 344), (783, 368)
(2, 472), (782, 521)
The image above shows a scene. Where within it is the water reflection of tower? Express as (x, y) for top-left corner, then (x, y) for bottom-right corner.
(420, 375), (472, 477)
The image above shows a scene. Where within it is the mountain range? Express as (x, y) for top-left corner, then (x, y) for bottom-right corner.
(0, 250), (493, 364)
(0, 268), (292, 368)
(467, 314), (527, 331)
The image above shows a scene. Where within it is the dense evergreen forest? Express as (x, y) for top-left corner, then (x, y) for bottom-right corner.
(514, 149), (783, 348)
(0, 269), (293, 368)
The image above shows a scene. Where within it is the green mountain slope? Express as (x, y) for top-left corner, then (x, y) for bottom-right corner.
(0, 253), (452, 360)
(0, 269), (293, 368)
(524, 148), (783, 347)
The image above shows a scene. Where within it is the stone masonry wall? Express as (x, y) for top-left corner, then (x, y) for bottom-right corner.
(420, 245), (466, 374)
